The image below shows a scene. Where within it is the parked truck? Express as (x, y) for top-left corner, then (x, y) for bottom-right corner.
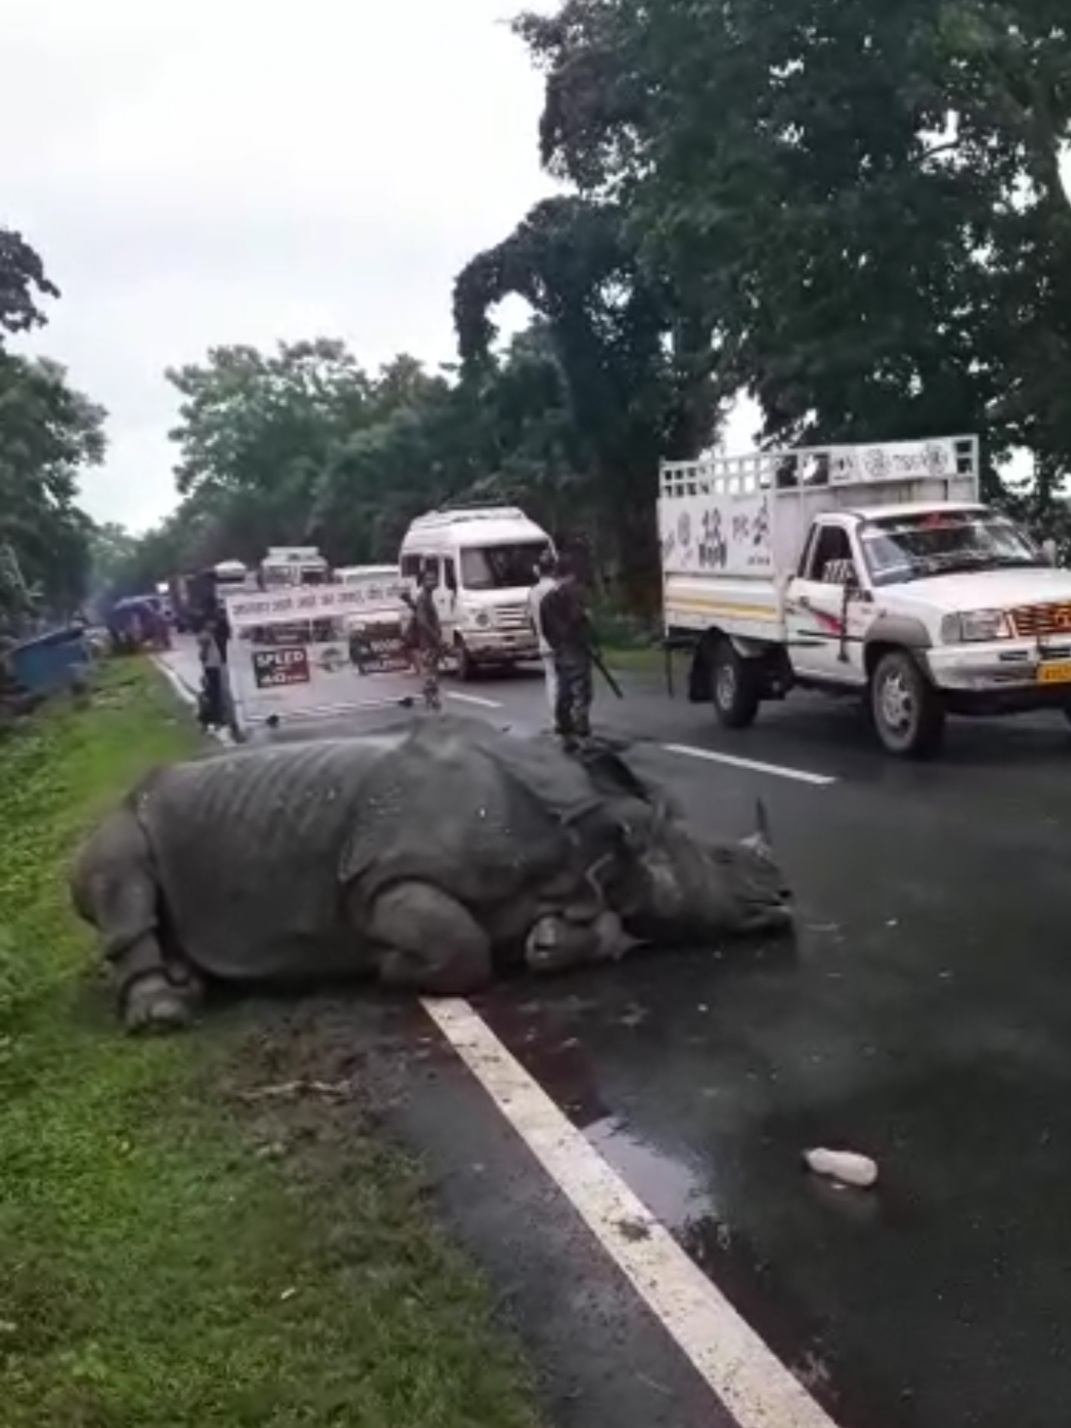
(659, 434), (1071, 757)
(178, 560), (252, 631)
(259, 547), (329, 589)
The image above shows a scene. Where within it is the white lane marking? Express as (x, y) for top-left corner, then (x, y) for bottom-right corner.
(154, 658), (200, 705)
(662, 743), (836, 787)
(447, 691), (504, 709)
(424, 998), (842, 1428)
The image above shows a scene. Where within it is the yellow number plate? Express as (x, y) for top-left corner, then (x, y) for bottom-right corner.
(1037, 661), (1071, 685)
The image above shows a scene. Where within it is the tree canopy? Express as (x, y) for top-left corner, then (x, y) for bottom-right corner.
(114, 3), (1071, 608)
(515, 0), (1071, 487)
(0, 226), (105, 630)
(0, 227), (59, 340)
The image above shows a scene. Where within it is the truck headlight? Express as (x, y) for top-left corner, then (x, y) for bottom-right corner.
(472, 611), (491, 629)
(940, 610), (1012, 643)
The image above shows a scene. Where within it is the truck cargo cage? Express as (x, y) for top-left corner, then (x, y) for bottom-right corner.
(658, 435), (982, 588)
(660, 435), (980, 501)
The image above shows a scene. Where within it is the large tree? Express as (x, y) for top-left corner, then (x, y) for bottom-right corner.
(0, 354), (106, 622)
(516, 0), (1071, 495)
(454, 195), (720, 601)
(0, 227), (104, 627)
(164, 338), (374, 558)
(0, 226), (59, 342)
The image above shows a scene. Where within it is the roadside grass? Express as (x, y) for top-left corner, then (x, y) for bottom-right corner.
(0, 661), (542, 1428)
(603, 644), (666, 677)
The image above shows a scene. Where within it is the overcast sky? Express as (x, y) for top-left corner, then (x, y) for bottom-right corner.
(4, 5), (1066, 532)
(2, 0), (570, 531)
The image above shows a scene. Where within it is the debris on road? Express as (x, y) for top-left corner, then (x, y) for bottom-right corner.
(804, 1147), (879, 1188)
(238, 1077), (360, 1103)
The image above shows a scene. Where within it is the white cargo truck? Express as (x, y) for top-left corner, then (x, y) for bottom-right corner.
(659, 434), (1071, 756)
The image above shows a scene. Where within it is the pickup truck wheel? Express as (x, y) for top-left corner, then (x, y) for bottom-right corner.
(710, 638), (760, 729)
(870, 649), (945, 757)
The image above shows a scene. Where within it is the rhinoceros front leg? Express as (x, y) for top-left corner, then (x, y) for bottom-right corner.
(71, 808), (203, 1034)
(525, 909), (643, 976)
(368, 881), (493, 996)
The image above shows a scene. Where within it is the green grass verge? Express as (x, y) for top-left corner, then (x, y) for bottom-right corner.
(0, 662), (542, 1428)
(603, 645), (666, 677)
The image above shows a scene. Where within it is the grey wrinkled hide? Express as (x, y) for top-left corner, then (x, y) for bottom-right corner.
(70, 714), (793, 1031)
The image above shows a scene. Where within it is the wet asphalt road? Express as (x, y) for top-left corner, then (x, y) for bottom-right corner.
(163, 642), (1071, 1427)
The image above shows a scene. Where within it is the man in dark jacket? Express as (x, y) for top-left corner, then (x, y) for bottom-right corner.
(538, 554), (596, 750)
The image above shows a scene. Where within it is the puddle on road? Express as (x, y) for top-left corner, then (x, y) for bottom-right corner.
(586, 1114), (713, 1230)
(473, 986), (889, 1428)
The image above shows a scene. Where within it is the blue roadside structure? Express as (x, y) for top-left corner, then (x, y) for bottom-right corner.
(8, 625), (91, 696)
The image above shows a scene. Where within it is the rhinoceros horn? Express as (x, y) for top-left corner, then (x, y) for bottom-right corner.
(743, 798), (773, 857)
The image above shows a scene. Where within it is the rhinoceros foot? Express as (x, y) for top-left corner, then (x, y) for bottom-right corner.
(526, 909), (639, 975)
(123, 972), (201, 1036)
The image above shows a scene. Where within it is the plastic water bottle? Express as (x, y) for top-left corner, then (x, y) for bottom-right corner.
(804, 1147), (878, 1188)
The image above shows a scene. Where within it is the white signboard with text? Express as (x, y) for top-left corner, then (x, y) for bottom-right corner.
(223, 581), (413, 733)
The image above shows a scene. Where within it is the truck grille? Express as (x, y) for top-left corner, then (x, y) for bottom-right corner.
(1010, 602), (1071, 639)
(494, 603), (531, 631)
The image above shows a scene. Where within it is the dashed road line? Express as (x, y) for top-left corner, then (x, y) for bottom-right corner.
(662, 742), (836, 787)
(447, 691), (504, 710)
(424, 998), (843, 1428)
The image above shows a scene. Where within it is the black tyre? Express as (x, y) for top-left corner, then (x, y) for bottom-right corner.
(710, 637), (760, 729)
(869, 649), (945, 757)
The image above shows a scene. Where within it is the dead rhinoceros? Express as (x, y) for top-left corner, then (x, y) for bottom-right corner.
(70, 714), (793, 1032)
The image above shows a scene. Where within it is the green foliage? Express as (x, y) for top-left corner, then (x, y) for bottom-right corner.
(455, 195), (720, 601)
(116, 335), (591, 590)
(0, 663), (543, 1428)
(0, 352), (106, 623)
(515, 0), (1071, 497)
(0, 227), (105, 626)
(116, 3), (1071, 609)
(0, 226), (59, 340)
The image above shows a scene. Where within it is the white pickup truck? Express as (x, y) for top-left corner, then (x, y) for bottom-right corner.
(659, 434), (1071, 756)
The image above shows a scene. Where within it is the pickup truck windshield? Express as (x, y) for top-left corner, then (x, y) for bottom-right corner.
(859, 510), (1043, 586)
(460, 542), (549, 590)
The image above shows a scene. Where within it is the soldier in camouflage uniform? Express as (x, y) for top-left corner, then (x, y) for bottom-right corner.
(411, 566), (443, 712)
(538, 554), (596, 752)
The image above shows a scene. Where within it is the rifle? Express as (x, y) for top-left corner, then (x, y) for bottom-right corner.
(590, 645), (624, 700)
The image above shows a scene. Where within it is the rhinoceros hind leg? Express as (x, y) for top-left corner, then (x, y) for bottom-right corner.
(72, 807), (202, 1032)
(371, 882), (492, 996)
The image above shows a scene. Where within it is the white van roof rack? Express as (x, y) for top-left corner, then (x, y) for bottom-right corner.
(407, 505), (530, 531)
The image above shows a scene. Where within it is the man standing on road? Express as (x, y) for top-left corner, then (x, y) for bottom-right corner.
(411, 566), (443, 712)
(528, 549), (558, 724)
(539, 553), (597, 751)
(197, 613), (225, 730)
(213, 601), (231, 666)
